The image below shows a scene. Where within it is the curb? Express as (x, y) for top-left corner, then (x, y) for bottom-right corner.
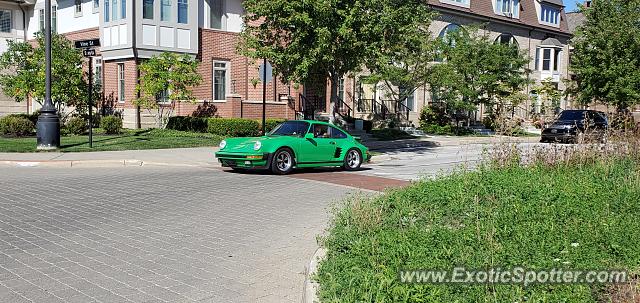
(302, 247), (326, 303)
(0, 159), (220, 168)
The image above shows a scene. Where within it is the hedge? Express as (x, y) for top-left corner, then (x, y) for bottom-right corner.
(166, 116), (208, 133)
(0, 115), (35, 137)
(264, 118), (286, 132)
(100, 115), (123, 134)
(207, 118), (260, 137)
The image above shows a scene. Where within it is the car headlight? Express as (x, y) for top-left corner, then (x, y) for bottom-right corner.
(219, 140), (226, 149)
(253, 141), (262, 151)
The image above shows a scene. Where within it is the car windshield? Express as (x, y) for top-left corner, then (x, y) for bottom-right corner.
(268, 121), (310, 137)
(557, 111), (585, 121)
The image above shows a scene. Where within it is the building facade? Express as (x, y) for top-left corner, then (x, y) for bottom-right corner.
(0, 0), (301, 128)
(0, 0), (573, 128)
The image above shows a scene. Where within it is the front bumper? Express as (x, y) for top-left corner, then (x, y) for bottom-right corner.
(215, 152), (272, 169)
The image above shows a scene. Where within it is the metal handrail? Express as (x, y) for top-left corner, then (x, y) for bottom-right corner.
(335, 97), (353, 120)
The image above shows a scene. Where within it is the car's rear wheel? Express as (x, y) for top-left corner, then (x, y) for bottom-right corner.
(343, 148), (362, 171)
(271, 148), (294, 175)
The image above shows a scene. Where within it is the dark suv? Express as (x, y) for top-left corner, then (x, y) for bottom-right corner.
(541, 110), (608, 143)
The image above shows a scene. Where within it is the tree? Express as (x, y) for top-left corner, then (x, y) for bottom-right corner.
(426, 26), (530, 125)
(0, 32), (86, 115)
(570, 0), (640, 110)
(239, 0), (435, 123)
(133, 52), (202, 128)
(533, 78), (562, 117)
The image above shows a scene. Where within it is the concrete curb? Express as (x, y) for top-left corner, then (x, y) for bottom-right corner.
(0, 159), (220, 168)
(302, 247), (326, 303)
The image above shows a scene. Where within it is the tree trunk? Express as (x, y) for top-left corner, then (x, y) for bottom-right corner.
(329, 73), (339, 125)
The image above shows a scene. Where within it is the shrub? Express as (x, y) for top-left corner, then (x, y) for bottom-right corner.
(100, 115), (122, 134)
(207, 118), (260, 137)
(0, 115), (35, 137)
(264, 118), (286, 133)
(166, 116), (208, 132)
(65, 116), (87, 135)
(318, 159), (640, 302)
(419, 104), (450, 128)
(370, 128), (414, 141)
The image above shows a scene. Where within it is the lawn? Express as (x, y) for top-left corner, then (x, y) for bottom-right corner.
(317, 159), (640, 302)
(0, 129), (223, 152)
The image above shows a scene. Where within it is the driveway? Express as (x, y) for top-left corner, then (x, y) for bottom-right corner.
(0, 166), (351, 303)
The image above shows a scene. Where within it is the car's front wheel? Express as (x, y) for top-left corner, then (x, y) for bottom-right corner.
(271, 148), (294, 175)
(343, 148), (362, 171)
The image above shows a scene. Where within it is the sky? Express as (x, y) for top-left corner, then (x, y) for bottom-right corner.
(564, 0), (581, 13)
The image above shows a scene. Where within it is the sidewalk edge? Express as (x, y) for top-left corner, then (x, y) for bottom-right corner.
(302, 247), (326, 303)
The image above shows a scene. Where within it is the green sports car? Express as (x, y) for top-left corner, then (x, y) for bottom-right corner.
(215, 120), (370, 174)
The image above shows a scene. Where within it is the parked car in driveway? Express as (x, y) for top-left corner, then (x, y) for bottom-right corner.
(541, 110), (608, 143)
(215, 120), (371, 174)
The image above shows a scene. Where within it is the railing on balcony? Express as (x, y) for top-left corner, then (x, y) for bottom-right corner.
(357, 99), (374, 112)
(299, 94), (326, 120)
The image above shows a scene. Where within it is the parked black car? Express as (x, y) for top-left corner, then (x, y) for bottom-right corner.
(541, 110), (608, 143)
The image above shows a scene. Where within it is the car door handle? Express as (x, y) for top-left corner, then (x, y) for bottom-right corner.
(329, 141), (336, 145)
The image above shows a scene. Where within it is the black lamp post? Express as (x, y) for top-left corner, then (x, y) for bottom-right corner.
(36, 0), (60, 150)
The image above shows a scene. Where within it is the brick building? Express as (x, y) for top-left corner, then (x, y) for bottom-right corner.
(0, 0), (573, 128)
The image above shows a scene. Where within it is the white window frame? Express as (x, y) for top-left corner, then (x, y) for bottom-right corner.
(495, 0), (519, 18)
(117, 63), (125, 103)
(439, 0), (470, 9)
(540, 4), (561, 27)
(75, 0), (83, 17)
(156, 88), (171, 105)
(143, 0), (154, 19)
(39, 6), (57, 33)
(93, 0), (99, 14)
(177, 0), (188, 24)
(161, 0), (172, 22)
(0, 10), (12, 34)
(212, 60), (230, 101)
(93, 57), (103, 86)
(208, 0), (225, 30)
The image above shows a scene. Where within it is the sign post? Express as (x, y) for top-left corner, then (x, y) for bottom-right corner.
(75, 39), (101, 148)
(258, 60), (272, 135)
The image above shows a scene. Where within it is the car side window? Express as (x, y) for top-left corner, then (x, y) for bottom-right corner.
(312, 124), (330, 138)
(330, 126), (347, 139)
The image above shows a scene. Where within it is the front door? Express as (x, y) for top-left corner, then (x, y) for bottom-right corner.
(299, 124), (337, 163)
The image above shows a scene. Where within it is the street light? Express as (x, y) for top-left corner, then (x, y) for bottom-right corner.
(36, 0), (60, 150)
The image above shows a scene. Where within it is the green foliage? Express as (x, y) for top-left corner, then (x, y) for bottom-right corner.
(0, 32), (86, 108)
(65, 116), (87, 135)
(533, 78), (562, 117)
(0, 115), (34, 137)
(166, 116), (209, 133)
(100, 115), (122, 135)
(370, 128), (414, 141)
(427, 26), (530, 112)
(8, 111), (40, 126)
(264, 118), (287, 132)
(570, 0), (640, 109)
(240, 0), (435, 122)
(134, 52), (202, 128)
(419, 104), (451, 127)
(207, 118), (260, 137)
(318, 159), (640, 302)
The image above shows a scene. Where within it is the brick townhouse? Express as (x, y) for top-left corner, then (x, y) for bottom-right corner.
(0, 0), (573, 128)
(0, 0), (302, 128)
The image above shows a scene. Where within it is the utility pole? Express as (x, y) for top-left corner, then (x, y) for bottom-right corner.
(36, 0), (60, 150)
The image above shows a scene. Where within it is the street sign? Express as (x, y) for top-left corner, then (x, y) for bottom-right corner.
(74, 38), (100, 49)
(83, 49), (96, 57)
(258, 61), (273, 84)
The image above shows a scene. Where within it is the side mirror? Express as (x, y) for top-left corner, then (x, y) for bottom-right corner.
(304, 133), (314, 139)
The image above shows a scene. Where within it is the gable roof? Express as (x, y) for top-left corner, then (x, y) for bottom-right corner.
(427, 0), (571, 36)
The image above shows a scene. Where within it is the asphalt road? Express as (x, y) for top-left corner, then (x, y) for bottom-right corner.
(0, 166), (352, 303)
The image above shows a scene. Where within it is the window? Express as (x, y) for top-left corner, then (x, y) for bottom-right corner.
(156, 88), (170, 104)
(542, 48), (551, 71)
(209, 0), (223, 29)
(0, 10), (11, 33)
(312, 124), (330, 138)
(213, 61), (228, 101)
(104, 0), (109, 21)
(496, 33), (518, 46)
(111, 0), (118, 20)
(540, 4), (560, 26)
(121, 0), (126, 18)
(535, 48), (540, 70)
(161, 0), (171, 21)
(94, 57), (102, 86)
(496, 0), (519, 17)
(337, 77), (344, 101)
(117, 63), (125, 102)
(39, 6), (57, 33)
(399, 87), (415, 111)
(75, 0), (82, 15)
(329, 126), (347, 139)
(93, 0), (99, 11)
(143, 0), (154, 19)
(440, 0), (470, 8)
(177, 0), (188, 23)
